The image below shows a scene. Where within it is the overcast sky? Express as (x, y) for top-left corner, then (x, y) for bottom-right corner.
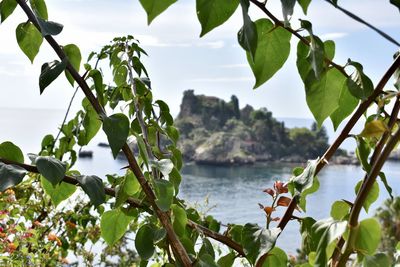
(0, 0), (399, 120)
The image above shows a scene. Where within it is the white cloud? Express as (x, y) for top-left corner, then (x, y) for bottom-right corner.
(187, 76), (253, 83)
(218, 63), (248, 68)
(319, 32), (348, 40)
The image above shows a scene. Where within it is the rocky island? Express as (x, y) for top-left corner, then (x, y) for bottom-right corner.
(175, 90), (352, 165)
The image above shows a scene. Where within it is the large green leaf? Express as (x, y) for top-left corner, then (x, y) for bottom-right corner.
(115, 171), (140, 208)
(154, 179), (175, 211)
(354, 218), (381, 255)
(355, 180), (379, 213)
(39, 59), (68, 94)
(0, 141), (24, 163)
(246, 19), (291, 89)
(241, 223), (281, 265)
(100, 208), (134, 246)
(312, 218), (347, 267)
(330, 200), (350, 220)
(306, 68), (346, 127)
(238, 0), (257, 60)
(135, 224), (156, 260)
(330, 81), (359, 130)
(63, 44), (82, 86)
(103, 113), (130, 158)
(37, 17), (63, 36)
(196, 0), (239, 37)
(76, 175), (105, 206)
(16, 22), (43, 63)
(0, 162), (26, 191)
(41, 176), (76, 207)
(0, 0), (17, 22)
(35, 156), (66, 186)
(262, 247), (288, 267)
(30, 0), (48, 19)
(139, 0), (177, 25)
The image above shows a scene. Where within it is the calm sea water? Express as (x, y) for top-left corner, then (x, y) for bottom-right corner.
(0, 108), (398, 254)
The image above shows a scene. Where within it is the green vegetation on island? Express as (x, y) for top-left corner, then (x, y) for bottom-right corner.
(175, 90), (349, 165)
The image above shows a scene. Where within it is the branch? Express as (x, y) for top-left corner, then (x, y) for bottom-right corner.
(0, 157), (245, 257)
(15, 1), (191, 265)
(323, 0), (400, 47)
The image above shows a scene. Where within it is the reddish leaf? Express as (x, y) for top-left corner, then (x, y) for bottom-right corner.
(263, 206), (275, 215)
(263, 188), (275, 197)
(274, 181), (288, 194)
(271, 217), (280, 222)
(277, 196), (291, 207)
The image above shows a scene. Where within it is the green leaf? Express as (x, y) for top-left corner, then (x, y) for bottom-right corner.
(113, 64), (127, 86)
(330, 201), (350, 220)
(16, 22), (43, 63)
(79, 104), (101, 146)
(289, 159), (318, 209)
(379, 171), (393, 200)
(246, 19), (291, 89)
(198, 254), (218, 267)
(154, 179), (174, 211)
(100, 208), (134, 246)
(35, 156), (66, 186)
(0, 0), (17, 22)
(30, 0), (48, 19)
(135, 224), (156, 260)
(41, 176), (76, 207)
(300, 217), (318, 255)
(241, 223), (281, 265)
(39, 59), (68, 94)
(355, 136), (371, 172)
(138, 0), (177, 25)
(89, 69), (105, 106)
(76, 175), (105, 206)
(297, 0), (311, 14)
(151, 159), (173, 177)
(306, 68), (346, 127)
(103, 113), (130, 158)
(346, 61), (374, 100)
(280, 0), (296, 26)
(355, 180), (379, 213)
(359, 120), (388, 139)
(196, 0), (239, 37)
(262, 247), (288, 267)
(0, 162), (26, 191)
(199, 238), (215, 259)
(123, 170), (140, 195)
(63, 44), (82, 86)
(330, 81), (359, 130)
(166, 126), (179, 145)
(238, 0), (257, 60)
(36, 17), (63, 36)
(217, 252), (236, 267)
(171, 204), (187, 237)
(136, 134), (149, 167)
(354, 218), (381, 255)
(363, 253), (391, 267)
(313, 218), (347, 267)
(0, 141), (24, 163)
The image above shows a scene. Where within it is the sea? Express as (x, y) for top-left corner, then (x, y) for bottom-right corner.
(0, 107), (398, 255)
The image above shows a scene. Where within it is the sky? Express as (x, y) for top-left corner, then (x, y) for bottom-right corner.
(0, 0), (399, 121)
